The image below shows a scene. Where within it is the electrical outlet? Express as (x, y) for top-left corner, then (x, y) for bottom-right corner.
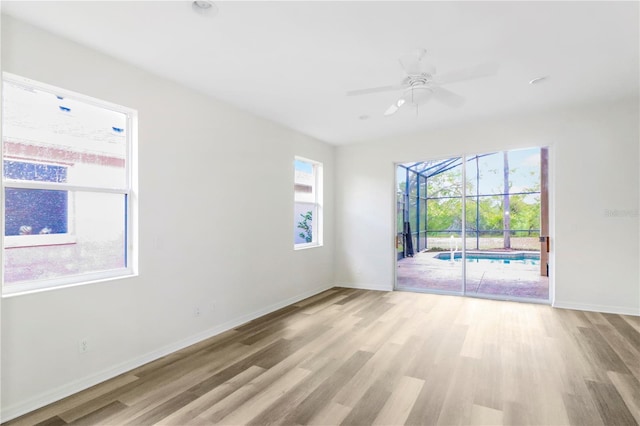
(194, 307), (201, 318)
(79, 339), (89, 353)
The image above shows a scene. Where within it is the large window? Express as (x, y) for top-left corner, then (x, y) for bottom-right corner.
(2, 73), (137, 295)
(294, 157), (322, 248)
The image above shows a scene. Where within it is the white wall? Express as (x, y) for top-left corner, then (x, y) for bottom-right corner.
(335, 98), (640, 315)
(0, 16), (335, 420)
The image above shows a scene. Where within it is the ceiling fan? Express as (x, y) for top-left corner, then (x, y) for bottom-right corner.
(347, 48), (497, 116)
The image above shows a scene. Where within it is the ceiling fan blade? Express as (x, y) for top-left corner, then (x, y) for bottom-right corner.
(384, 104), (399, 116)
(431, 86), (465, 108)
(434, 62), (499, 85)
(384, 97), (406, 116)
(346, 84), (405, 96)
(399, 48), (427, 75)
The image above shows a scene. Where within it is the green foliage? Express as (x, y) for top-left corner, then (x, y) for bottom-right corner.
(427, 197), (462, 232)
(509, 193), (541, 235)
(465, 195), (539, 235)
(297, 211), (313, 243)
(398, 165), (465, 235)
(397, 152), (541, 244)
(424, 167), (463, 233)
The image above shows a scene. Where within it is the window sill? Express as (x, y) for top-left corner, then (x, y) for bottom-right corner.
(2, 269), (137, 298)
(294, 242), (323, 251)
(5, 234), (77, 248)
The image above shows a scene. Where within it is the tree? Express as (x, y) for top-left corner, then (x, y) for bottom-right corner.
(503, 151), (511, 248)
(509, 194), (540, 236)
(297, 211), (313, 243)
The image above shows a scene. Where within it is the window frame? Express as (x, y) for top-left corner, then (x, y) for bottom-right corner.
(3, 158), (77, 247)
(1, 72), (138, 296)
(294, 156), (323, 250)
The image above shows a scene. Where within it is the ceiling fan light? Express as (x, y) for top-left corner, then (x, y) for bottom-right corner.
(397, 99), (405, 107)
(406, 86), (433, 105)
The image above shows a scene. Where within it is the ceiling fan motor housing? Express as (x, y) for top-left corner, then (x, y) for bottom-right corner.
(404, 74), (434, 105)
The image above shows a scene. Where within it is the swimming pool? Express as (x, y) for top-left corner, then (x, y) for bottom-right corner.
(435, 252), (540, 266)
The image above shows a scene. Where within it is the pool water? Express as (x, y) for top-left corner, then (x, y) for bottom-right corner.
(461, 257), (539, 266)
(436, 252), (540, 266)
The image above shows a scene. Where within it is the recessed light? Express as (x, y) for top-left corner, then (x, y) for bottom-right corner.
(529, 76), (550, 85)
(192, 1), (218, 16)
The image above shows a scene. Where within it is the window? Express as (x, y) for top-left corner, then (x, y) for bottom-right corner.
(2, 73), (137, 295)
(294, 157), (322, 248)
(4, 160), (73, 248)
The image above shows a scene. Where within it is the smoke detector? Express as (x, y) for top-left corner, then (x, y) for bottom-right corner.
(192, 1), (218, 16)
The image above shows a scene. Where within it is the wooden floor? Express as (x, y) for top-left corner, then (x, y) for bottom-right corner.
(5, 288), (640, 425)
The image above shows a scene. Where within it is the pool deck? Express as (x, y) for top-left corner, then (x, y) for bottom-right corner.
(396, 250), (549, 300)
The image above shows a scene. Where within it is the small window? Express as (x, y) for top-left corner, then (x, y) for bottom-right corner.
(2, 73), (137, 295)
(294, 157), (322, 249)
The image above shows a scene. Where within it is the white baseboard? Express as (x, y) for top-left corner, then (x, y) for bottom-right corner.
(0, 284), (334, 423)
(553, 300), (640, 316)
(335, 283), (393, 292)
(335, 287), (639, 316)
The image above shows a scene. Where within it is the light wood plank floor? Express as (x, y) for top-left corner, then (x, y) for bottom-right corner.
(5, 288), (640, 425)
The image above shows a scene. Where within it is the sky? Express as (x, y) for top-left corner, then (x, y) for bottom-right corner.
(397, 147), (541, 196)
(294, 159), (313, 174)
(3, 80), (127, 157)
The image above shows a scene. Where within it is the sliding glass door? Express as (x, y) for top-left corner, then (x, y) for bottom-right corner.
(396, 147), (549, 302)
(396, 158), (464, 294)
(464, 148), (547, 300)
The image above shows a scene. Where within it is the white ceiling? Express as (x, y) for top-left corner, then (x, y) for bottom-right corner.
(2, 1), (638, 145)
